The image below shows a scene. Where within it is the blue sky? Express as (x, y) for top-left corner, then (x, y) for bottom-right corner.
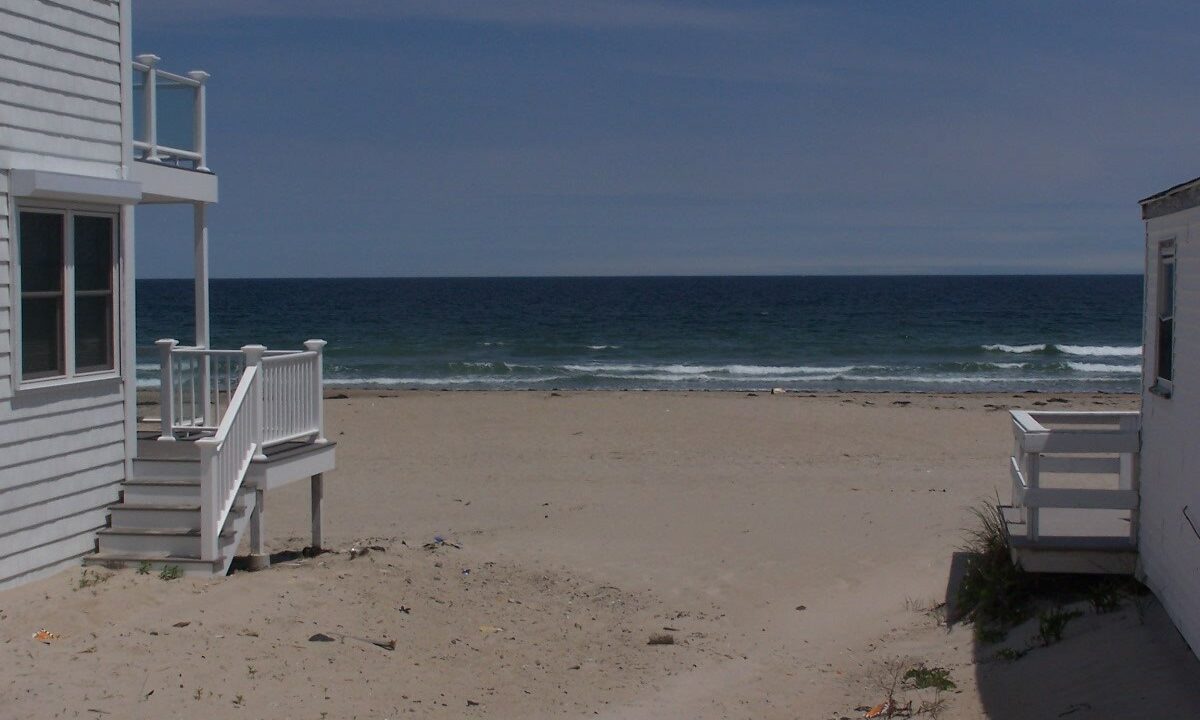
(133, 1), (1200, 278)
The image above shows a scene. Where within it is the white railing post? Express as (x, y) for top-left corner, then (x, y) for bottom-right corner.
(156, 338), (178, 441)
(1120, 414), (1141, 545)
(196, 437), (220, 562)
(135, 54), (160, 162)
(187, 70), (210, 172)
(304, 339), (327, 443)
(242, 345), (268, 461)
(1024, 450), (1040, 542)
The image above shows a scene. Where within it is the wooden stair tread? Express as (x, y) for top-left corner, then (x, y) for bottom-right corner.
(108, 503), (201, 512)
(84, 552), (221, 566)
(99, 526), (236, 538)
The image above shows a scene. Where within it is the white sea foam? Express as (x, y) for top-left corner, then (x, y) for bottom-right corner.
(326, 375), (566, 386)
(982, 343), (1047, 354)
(563, 363), (861, 376)
(1057, 345), (1142, 357)
(585, 345), (621, 350)
(1066, 362), (1141, 374)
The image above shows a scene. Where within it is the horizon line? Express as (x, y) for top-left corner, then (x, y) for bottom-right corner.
(135, 271), (1145, 281)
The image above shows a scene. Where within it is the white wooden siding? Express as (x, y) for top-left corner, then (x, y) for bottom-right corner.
(0, 173), (125, 588)
(1140, 204), (1200, 654)
(0, 0), (123, 178)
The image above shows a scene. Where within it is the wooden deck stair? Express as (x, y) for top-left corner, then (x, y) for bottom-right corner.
(86, 457), (257, 576)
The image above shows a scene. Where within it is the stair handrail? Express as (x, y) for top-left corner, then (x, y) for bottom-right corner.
(194, 360), (261, 562)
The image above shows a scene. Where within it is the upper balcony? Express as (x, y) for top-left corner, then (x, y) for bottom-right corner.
(130, 54), (218, 205)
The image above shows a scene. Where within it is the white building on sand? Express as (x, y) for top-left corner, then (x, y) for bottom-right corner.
(1005, 174), (1200, 656)
(0, 0), (334, 588)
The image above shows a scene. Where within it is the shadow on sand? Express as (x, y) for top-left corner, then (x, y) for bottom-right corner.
(942, 552), (1200, 719)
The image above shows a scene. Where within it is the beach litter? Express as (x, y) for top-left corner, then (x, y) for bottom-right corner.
(310, 631), (396, 651)
(32, 628), (60, 643)
(647, 633), (675, 645)
(423, 536), (462, 551)
(479, 625), (503, 635)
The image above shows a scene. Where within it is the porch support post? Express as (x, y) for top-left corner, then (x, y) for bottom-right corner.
(242, 345), (269, 461)
(247, 487), (269, 571)
(310, 473), (324, 551)
(194, 201), (212, 425)
(1120, 414), (1141, 545)
(156, 338), (178, 441)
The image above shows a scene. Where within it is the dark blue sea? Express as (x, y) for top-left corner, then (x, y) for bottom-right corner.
(137, 275), (1144, 393)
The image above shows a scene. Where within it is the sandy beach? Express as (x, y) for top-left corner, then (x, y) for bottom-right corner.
(4, 391), (1198, 719)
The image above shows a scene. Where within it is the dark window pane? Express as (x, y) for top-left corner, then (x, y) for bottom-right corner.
(75, 216), (114, 291)
(21, 297), (63, 377)
(19, 212), (63, 292)
(75, 294), (114, 371)
(1158, 318), (1174, 382)
(1163, 262), (1176, 317)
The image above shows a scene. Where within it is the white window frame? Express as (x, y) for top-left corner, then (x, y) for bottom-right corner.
(10, 201), (122, 390)
(1152, 239), (1176, 397)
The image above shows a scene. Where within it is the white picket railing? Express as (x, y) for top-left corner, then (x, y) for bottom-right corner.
(156, 340), (244, 434)
(195, 364), (260, 561)
(261, 340), (326, 445)
(156, 340), (327, 446)
(1009, 410), (1141, 545)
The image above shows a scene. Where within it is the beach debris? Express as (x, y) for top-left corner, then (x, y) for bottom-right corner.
(662, 626), (681, 632)
(479, 625), (504, 635)
(397, 606), (411, 614)
(32, 628), (60, 643)
(746, 392), (758, 397)
(647, 633), (675, 645)
(863, 699), (891, 718)
(795, 605), (807, 611)
(770, 387), (786, 395)
(172, 621), (191, 628)
(423, 536), (462, 551)
(467, 700), (481, 707)
(311, 631), (396, 651)
(891, 400), (910, 406)
(349, 546), (370, 559)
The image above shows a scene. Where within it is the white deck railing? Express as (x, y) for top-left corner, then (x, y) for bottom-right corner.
(132, 54), (209, 171)
(1008, 410), (1141, 545)
(156, 340), (327, 447)
(195, 364), (260, 561)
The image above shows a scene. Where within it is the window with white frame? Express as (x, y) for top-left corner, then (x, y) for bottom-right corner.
(1154, 240), (1176, 393)
(16, 206), (119, 383)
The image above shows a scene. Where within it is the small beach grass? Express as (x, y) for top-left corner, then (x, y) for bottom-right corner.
(956, 501), (1030, 641)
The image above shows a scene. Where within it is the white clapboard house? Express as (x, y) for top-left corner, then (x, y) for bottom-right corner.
(1003, 175), (1200, 654)
(0, 0), (334, 588)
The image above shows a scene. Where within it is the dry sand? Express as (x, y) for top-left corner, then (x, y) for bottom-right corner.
(3, 391), (1199, 719)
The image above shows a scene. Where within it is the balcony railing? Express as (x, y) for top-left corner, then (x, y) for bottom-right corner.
(132, 54), (209, 172)
(1007, 410), (1141, 549)
(155, 340), (327, 448)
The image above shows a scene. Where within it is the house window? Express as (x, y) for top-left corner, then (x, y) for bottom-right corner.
(1154, 240), (1176, 394)
(16, 207), (119, 384)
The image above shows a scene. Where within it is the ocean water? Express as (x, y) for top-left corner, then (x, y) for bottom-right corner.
(137, 275), (1144, 393)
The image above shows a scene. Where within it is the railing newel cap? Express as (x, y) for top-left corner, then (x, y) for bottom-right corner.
(187, 70), (210, 83)
(135, 53), (160, 66)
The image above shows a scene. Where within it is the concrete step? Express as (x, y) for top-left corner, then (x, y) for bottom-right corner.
(82, 552), (222, 576)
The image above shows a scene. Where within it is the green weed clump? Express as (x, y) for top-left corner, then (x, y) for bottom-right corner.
(904, 665), (957, 692)
(955, 503), (1030, 641)
(1036, 606), (1083, 646)
(159, 565), (183, 581)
